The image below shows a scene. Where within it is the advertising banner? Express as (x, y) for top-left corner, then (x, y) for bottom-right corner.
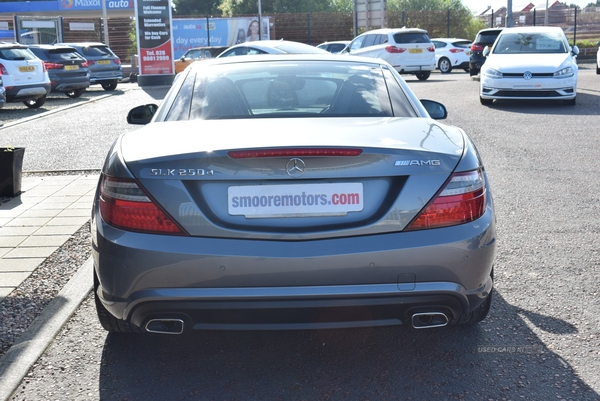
(135, 0), (173, 75)
(172, 17), (270, 59)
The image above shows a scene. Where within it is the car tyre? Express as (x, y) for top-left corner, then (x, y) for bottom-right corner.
(65, 88), (85, 98)
(596, 65), (600, 75)
(438, 57), (452, 73)
(23, 95), (47, 109)
(94, 271), (142, 333)
(101, 80), (118, 91)
(480, 96), (493, 106)
(415, 71), (431, 81)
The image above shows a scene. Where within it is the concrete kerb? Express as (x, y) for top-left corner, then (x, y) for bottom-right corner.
(0, 257), (94, 401)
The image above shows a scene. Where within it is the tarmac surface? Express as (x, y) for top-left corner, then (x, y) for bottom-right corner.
(0, 175), (99, 401)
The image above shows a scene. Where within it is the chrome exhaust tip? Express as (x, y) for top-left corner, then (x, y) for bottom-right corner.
(411, 312), (449, 329)
(145, 319), (184, 334)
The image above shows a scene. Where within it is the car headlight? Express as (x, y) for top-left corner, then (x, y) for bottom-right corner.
(554, 66), (574, 78)
(483, 68), (503, 78)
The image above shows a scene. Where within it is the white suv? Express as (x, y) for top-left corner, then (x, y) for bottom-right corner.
(0, 42), (51, 108)
(344, 28), (436, 80)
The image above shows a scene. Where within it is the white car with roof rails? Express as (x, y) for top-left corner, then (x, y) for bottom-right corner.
(0, 42), (51, 108)
(343, 28), (436, 80)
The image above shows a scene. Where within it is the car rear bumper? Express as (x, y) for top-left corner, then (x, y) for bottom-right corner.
(393, 63), (436, 73)
(5, 83), (51, 102)
(92, 199), (496, 331)
(99, 281), (492, 332)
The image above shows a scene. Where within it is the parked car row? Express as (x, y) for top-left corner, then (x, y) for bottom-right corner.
(0, 41), (122, 109)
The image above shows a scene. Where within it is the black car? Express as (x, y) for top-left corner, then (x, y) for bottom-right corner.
(469, 28), (503, 76)
(29, 45), (90, 98)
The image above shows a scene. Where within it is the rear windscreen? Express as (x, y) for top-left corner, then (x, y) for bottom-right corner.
(393, 33), (430, 44)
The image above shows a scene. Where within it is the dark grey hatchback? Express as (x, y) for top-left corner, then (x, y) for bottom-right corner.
(29, 44), (90, 98)
(56, 42), (122, 91)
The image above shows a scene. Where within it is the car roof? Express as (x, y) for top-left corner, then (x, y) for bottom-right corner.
(0, 42), (29, 49)
(224, 40), (328, 54)
(186, 46), (228, 50)
(431, 38), (471, 42)
(57, 42), (108, 47)
(29, 44), (77, 50)
(498, 26), (564, 34)
(360, 27), (428, 35)
(192, 53), (387, 70)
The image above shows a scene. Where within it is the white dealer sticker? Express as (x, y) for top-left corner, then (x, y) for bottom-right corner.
(228, 183), (364, 218)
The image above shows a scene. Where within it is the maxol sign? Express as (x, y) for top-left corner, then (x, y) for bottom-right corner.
(58, 0), (133, 11)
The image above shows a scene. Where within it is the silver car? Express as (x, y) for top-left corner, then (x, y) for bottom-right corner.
(92, 54), (496, 334)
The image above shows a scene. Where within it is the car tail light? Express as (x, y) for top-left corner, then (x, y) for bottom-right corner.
(99, 175), (186, 235)
(82, 61), (89, 68)
(385, 46), (406, 53)
(427, 46), (435, 52)
(44, 62), (62, 70)
(114, 58), (122, 65)
(471, 44), (484, 51)
(405, 169), (487, 231)
(228, 148), (363, 158)
(0, 63), (5, 75)
(87, 60), (96, 66)
(449, 48), (464, 53)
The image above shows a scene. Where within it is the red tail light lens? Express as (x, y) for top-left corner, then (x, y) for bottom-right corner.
(449, 48), (464, 53)
(228, 148), (362, 158)
(385, 46), (406, 53)
(44, 62), (62, 70)
(99, 176), (186, 235)
(406, 170), (487, 231)
(82, 61), (89, 68)
(87, 60), (96, 66)
(114, 58), (122, 65)
(0, 63), (5, 75)
(471, 44), (484, 51)
(427, 46), (435, 52)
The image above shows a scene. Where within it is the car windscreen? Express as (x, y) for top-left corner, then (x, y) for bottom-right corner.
(80, 46), (116, 57)
(0, 47), (37, 61)
(164, 61), (417, 121)
(393, 33), (430, 44)
(47, 49), (85, 61)
(493, 32), (567, 54)
(477, 32), (502, 44)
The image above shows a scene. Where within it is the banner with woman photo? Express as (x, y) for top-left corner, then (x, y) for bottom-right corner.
(172, 17), (270, 59)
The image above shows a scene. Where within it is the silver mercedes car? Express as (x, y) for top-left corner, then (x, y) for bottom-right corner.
(92, 54), (496, 334)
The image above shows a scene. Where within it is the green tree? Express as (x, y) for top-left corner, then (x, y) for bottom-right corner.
(173, 0), (222, 15)
(218, 0), (350, 16)
(388, 0), (468, 11)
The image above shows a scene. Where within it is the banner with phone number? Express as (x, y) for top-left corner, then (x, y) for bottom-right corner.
(135, 0), (174, 75)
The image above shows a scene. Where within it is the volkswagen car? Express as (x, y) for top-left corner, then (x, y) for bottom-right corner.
(92, 54), (496, 334)
(479, 26), (579, 105)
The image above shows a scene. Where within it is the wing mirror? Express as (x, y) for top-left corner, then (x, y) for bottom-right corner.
(420, 99), (447, 120)
(127, 104), (159, 125)
(482, 46), (490, 57)
(571, 45), (579, 56)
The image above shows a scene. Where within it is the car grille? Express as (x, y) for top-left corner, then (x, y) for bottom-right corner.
(494, 90), (564, 98)
(502, 73), (554, 78)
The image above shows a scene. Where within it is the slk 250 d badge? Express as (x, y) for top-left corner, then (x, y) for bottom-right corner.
(150, 169), (214, 176)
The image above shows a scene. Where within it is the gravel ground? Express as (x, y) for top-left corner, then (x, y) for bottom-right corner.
(0, 184), (92, 358)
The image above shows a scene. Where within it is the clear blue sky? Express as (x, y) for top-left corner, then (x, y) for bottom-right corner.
(461, 0), (593, 12)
